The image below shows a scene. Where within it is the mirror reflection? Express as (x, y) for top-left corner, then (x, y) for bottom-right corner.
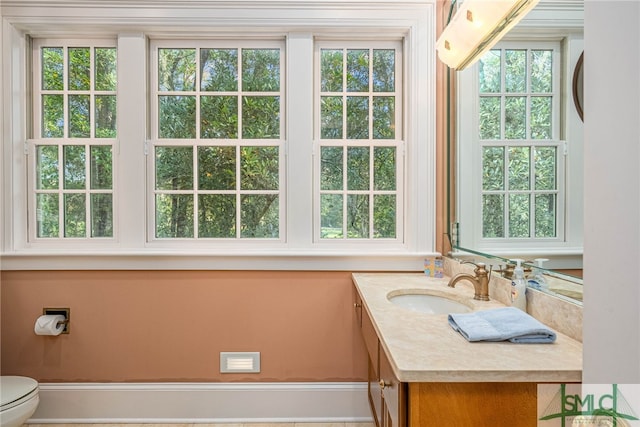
(446, 1), (584, 303)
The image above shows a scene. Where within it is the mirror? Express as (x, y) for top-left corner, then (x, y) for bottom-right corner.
(446, 1), (584, 304)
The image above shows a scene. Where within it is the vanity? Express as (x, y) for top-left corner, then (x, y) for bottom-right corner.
(352, 272), (583, 427)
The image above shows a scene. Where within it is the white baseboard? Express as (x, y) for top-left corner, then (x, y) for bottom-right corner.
(28, 382), (373, 424)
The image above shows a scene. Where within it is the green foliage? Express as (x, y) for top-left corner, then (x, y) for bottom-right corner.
(479, 48), (557, 240)
(319, 47), (399, 239)
(154, 46), (282, 238)
(347, 147), (370, 191)
(201, 48), (238, 91)
(373, 147), (396, 191)
(320, 49), (343, 92)
(347, 49), (369, 92)
(373, 194), (396, 238)
(37, 45), (116, 239)
(242, 49), (280, 92)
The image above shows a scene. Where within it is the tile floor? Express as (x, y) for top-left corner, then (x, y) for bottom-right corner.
(27, 424), (374, 427)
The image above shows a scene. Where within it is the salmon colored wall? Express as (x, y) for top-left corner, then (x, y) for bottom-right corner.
(1, 270), (368, 383)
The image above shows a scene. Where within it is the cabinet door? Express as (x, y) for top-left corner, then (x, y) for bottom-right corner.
(380, 346), (407, 427)
(368, 354), (383, 427)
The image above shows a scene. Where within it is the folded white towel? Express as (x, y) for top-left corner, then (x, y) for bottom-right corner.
(448, 307), (557, 343)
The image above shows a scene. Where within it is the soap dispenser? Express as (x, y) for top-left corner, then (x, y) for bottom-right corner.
(510, 259), (527, 311)
(528, 258), (549, 290)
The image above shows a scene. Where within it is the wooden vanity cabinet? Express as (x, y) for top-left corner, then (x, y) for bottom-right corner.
(354, 284), (537, 427)
(356, 289), (407, 427)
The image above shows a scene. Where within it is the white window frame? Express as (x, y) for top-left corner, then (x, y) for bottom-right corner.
(27, 38), (119, 246)
(313, 40), (405, 248)
(457, 35), (584, 268)
(147, 39), (286, 246)
(1, 1), (436, 270)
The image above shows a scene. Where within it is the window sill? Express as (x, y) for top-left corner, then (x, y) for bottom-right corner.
(0, 250), (435, 271)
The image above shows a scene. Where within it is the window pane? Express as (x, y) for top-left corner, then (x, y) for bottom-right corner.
(321, 49), (343, 92)
(479, 50), (501, 93)
(68, 47), (90, 91)
(505, 96), (526, 139)
(373, 49), (395, 92)
(482, 146), (504, 191)
(508, 146), (530, 191)
(159, 95), (196, 138)
(530, 96), (552, 139)
(347, 146), (369, 191)
(482, 194), (504, 238)
(198, 194), (236, 238)
(42, 47), (64, 91)
(90, 145), (112, 189)
(37, 194), (59, 237)
(321, 96), (343, 139)
(158, 48), (196, 91)
(347, 49), (369, 92)
(95, 95), (117, 138)
(505, 50), (526, 93)
(534, 146), (556, 191)
(37, 145), (59, 189)
(479, 97), (501, 140)
(95, 47), (117, 91)
(531, 50), (552, 93)
(321, 194), (343, 238)
(201, 96), (238, 138)
(374, 194), (395, 238)
(64, 193), (86, 237)
(42, 94), (64, 138)
(347, 96), (368, 139)
(321, 146), (343, 191)
(241, 146), (279, 190)
(64, 145), (86, 189)
(198, 146), (236, 190)
(509, 193), (530, 238)
(240, 194), (279, 238)
(155, 194), (194, 238)
(242, 49), (280, 92)
(201, 48), (238, 91)
(347, 194), (369, 238)
(374, 147), (395, 191)
(373, 96), (395, 139)
(535, 194), (556, 238)
(69, 95), (91, 138)
(242, 96), (280, 138)
(91, 193), (113, 237)
(155, 146), (193, 190)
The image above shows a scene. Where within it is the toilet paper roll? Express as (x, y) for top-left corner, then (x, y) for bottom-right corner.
(34, 314), (66, 336)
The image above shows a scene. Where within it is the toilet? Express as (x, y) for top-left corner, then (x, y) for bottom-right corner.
(0, 376), (39, 427)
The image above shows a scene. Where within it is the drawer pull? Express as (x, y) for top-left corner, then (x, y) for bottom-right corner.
(379, 379), (391, 390)
(354, 302), (362, 308)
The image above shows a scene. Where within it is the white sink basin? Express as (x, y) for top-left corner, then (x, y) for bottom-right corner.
(388, 292), (471, 314)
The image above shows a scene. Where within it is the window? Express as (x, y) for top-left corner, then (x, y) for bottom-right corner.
(2, 2), (435, 269)
(29, 40), (117, 240)
(316, 42), (403, 241)
(149, 41), (284, 240)
(457, 38), (583, 260)
(478, 44), (561, 240)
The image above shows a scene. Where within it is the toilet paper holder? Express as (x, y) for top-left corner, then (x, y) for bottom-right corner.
(43, 307), (70, 334)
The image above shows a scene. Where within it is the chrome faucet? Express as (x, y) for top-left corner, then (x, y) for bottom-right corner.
(447, 262), (490, 301)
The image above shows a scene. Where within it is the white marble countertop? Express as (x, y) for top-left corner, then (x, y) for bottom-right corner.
(352, 273), (583, 383)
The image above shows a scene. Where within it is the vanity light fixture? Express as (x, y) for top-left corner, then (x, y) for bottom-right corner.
(436, 0), (540, 70)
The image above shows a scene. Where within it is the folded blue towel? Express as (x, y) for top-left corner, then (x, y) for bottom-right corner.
(448, 307), (557, 343)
